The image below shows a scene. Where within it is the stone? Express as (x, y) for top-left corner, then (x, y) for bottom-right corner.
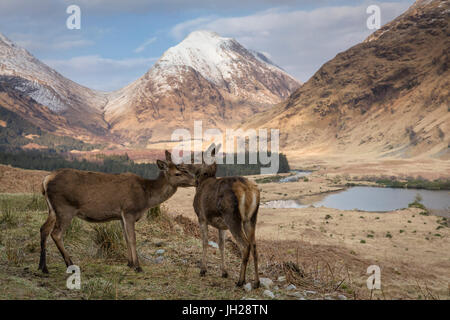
(277, 276), (286, 282)
(208, 241), (219, 249)
(263, 290), (275, 299)
(155, 249), (165, 255)
(288, 291), (305, 299)
(286, 284), (297, 291)
(338, 294), (348, 300)
(259, 277), (273, 289)
(305, 290), (317, 296)
(243, 283), (252, 292)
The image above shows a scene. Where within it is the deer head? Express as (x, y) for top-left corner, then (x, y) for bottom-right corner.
(157, 150), (196, 187)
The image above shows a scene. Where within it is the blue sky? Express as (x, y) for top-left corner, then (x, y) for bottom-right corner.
(0, 0), (414, 91)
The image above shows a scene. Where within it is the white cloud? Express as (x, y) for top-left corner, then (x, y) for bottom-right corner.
(170, 1), (413, 82)
(44, 55), (158, 91)
(9, 32), (95, 51)
(134, 37), (157, 53)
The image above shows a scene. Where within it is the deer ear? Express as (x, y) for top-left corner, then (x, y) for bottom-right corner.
(157, 160), (168, 171)
(165, 150), (172, 162)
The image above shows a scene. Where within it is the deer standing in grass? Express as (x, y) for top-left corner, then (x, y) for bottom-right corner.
(183, 144), (260, 288)
(38, 155), (195, 273)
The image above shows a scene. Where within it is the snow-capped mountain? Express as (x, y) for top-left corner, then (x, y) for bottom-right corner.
(104, 30), (300, 144)
(0, 30), (300, 146)
(0, 32), (109, 137)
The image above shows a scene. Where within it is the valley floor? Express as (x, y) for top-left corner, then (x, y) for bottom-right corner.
(0, 162), (449, 299)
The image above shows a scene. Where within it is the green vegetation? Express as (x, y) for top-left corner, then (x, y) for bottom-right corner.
(375, 177), (450, 190)
(408, 194), (429, 215)
(0, 147), (289, 179)
(217, 152), (290, 176)
(0, 149), (160, 179)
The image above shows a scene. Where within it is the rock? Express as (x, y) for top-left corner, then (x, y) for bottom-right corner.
(305, 290), (317, 296)
(208, 241), (219, 249)
(241, 297), (256, 300)
(277, 276), (286, 282)
(288, 291), (305, 299)
(286, 284), (297, 291)
(155, 249), (165, 255)
(243, 283), (252, 292)
(263, 290), (275, 299)
(273, 285), (279, 291)
(154, 256), (164, 264)
(259, 277), (273, 289)
(324, 296), (334, 300)
(338, 294), (348, 300)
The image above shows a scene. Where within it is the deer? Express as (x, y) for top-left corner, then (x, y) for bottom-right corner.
(181, 144), (260, 288)
(38, 154), (195, 273)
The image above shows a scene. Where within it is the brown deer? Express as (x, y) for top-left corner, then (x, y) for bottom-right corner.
(182, 144), (260, 288)
(38, 155), (195, 273)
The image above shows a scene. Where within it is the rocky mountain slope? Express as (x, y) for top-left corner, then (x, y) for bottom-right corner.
(104, 31), (300, 144)
(0, 33), (111, 141)
(0, 31), (300, 147)
(242, 0), (449, 160)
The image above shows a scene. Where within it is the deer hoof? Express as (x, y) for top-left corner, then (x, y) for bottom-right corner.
(127, 262), (133, 268)
(252, 280), (260, 289)
(221, 271), (228, 278)
(41, 266), (49, 274)
(236, 280), (244, 287)
(135, 266), (143, 273)
(200, 269), (207, 277)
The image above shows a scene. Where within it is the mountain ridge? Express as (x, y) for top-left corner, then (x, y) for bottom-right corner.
(0, 30), (300, 147)
(241, 0), (449, 160)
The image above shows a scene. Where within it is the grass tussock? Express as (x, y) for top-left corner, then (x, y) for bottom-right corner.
(0, 200), (20, 227)
(92, 222), (126, 259)
(65, 218), (83, 240)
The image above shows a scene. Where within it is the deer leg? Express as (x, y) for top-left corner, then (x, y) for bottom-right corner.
(51, 215), (74, 267)
(226, 217), (251, 287)
(251, 242), (259, 288)
(199, 221), (208, 276)
(38, 209), (56, 273)
(124, 216), (142, 272)
(218, 229), (228, 278)
(120, 218), (133, 268)
(244, 220), (260, 288)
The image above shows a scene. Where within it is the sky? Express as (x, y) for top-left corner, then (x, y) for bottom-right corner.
(0, 0), (414, 91)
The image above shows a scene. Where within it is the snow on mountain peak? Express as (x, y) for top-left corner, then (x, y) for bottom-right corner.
(154, 29), (296, 91)
(155, 30), (242, 85)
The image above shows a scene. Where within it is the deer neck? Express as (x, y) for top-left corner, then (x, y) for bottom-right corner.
(144, 172), (177, 208)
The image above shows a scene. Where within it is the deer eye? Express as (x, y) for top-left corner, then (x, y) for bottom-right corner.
(175, 172), (183, 176)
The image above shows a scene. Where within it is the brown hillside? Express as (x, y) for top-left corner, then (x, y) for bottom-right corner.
(242, 0), (449, 161)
